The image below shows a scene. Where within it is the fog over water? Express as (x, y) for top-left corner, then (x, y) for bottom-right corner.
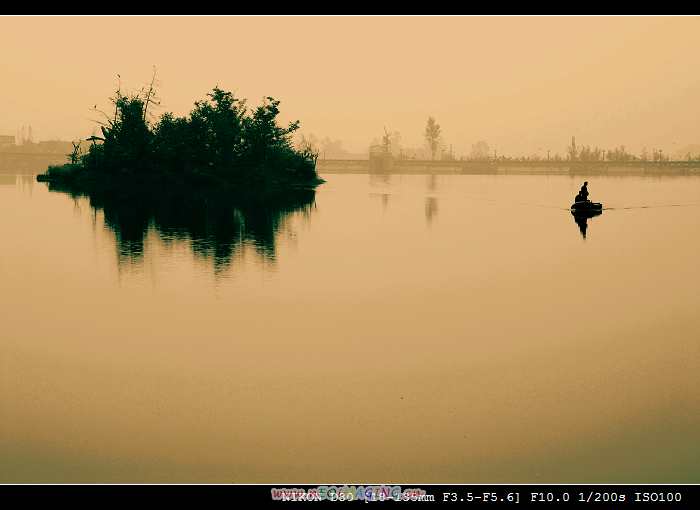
(2, 16), (700, 156)
(2, 171), (700, 482)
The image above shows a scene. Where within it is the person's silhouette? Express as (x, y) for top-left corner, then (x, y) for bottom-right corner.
(577, 181), (589, 202)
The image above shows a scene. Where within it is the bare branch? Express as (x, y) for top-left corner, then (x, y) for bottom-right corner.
(143, 65), (158, 122)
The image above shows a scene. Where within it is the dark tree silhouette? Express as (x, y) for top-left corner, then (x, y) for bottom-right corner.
(39, 78), (321, 192)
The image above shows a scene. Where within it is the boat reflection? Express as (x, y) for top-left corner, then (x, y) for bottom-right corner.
(571, 209), (602, 240)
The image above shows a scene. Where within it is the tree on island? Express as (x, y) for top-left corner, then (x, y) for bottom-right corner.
(40, 77), (321, 192)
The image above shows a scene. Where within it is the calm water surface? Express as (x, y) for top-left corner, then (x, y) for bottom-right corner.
(1, 171), (699, 482)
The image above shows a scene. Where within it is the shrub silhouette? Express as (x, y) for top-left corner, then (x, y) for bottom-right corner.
(43, 83), (320, 191)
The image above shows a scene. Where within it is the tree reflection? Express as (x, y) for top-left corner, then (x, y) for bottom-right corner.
(46, 182), (316, 273)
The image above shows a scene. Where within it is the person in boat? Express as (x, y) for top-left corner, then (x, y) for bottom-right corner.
(575, 181), (589, 203)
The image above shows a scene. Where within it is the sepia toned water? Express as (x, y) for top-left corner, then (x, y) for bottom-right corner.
(1, 170), (699, 483)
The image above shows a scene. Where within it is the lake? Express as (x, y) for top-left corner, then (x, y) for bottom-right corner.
(1, 170), (699, 482)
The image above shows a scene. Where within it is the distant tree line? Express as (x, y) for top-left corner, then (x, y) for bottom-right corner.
(566, 137), (673, 162)
(338, 115), (700, 164)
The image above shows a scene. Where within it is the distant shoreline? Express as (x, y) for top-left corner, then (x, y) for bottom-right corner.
(4, 153), (700, 177)
(318, 158), (700, 167)
(0, 152), (68, 174)
(317, 159), (700, 176)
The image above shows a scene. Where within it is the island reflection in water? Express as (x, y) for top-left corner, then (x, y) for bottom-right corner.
(46, 182), (317, 272)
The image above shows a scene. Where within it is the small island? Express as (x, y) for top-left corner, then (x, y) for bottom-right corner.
(37, 82), (324, 194)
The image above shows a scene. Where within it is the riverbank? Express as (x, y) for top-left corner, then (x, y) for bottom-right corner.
(0, 152), (69, 174)
(317, 158), (700, 176)
(37, 163), (325, 197)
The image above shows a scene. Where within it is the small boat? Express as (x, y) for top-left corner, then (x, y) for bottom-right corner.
(571, 200), (603, 213)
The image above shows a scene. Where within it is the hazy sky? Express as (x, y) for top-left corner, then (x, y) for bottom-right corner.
(1, 16), (699, 156)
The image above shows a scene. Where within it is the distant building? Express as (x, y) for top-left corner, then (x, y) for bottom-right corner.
(0, 135), (15, 147)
